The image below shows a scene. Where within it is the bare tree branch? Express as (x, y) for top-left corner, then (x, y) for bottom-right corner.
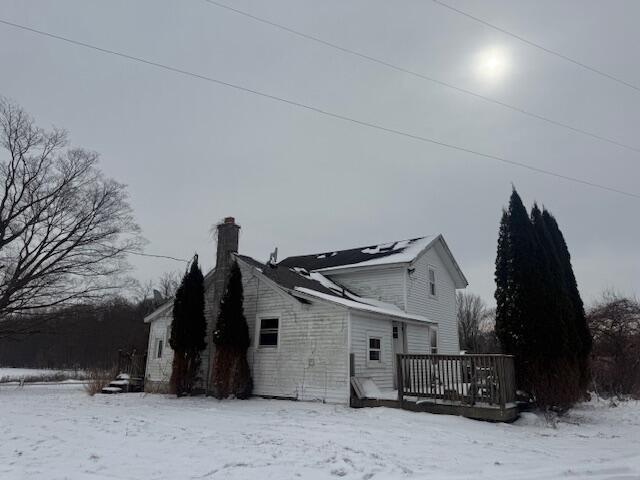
(0, 97), (143, 333)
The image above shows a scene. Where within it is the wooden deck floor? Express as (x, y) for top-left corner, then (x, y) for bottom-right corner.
(351, 395), (519, 422)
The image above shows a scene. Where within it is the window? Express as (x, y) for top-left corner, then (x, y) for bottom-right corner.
(258, 318), (279, 347)
(430, 330), (438, 354)
(392, 326), (398, 339)
(428, 267), (437, 296)
(156, 338), (163, 358)
(368, 336), (382, 362)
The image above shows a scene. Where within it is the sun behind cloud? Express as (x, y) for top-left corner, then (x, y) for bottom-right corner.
(474, 46), (511, 83)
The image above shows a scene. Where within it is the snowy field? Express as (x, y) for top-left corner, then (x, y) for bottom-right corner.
(0, 367), (85, 383)
(0, 384), (639, 480)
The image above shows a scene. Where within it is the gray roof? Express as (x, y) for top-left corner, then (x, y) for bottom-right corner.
(236, 254), (351, 298)
(278, 237), (427, 271)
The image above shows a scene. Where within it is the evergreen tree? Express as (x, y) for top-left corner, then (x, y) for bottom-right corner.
(212, 261), (252, 399)
(169, 254), (206, 396)
(542, 209), (592, 392)
(531, 204), (581, 406)
(495, 189), (544, 391)
(495, 189), (582, 408)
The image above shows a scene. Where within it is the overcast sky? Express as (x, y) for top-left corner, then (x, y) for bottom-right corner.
(1, 0), (638, 306)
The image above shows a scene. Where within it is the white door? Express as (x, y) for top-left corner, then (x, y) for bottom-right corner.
(391, 321), (406, 388)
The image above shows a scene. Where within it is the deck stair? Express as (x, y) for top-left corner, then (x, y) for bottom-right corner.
(101, 373), (144, 394)
(100, 350), (147, 394)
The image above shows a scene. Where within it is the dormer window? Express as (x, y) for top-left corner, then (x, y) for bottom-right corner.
(428, 267), (437, 297)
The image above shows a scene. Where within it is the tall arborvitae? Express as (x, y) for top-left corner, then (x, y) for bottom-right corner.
(495, 189), (582, 409)
(212, 261), (252, 399)
(495, 189), (546, 390)
(531, 204), (581, 406)
(542, 209), (592, 392)
(169, 254), (206, 396)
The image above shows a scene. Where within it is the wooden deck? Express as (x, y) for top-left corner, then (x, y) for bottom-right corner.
(351, 353), (519, 422)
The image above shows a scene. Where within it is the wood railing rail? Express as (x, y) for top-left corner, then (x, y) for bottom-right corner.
(397, 353), (516, 410)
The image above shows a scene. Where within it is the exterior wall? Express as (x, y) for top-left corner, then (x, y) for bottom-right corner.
(350, 312), (395, 390)
(405, 322), (432, 354)
(144, 312), (174, 391)
(326, 266), (406, 310)
(239, 261), (350, 404)
(350, 314), (433, 391)
(406, 246), (459, 354)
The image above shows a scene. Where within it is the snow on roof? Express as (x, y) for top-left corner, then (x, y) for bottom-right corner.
(279, 236), (435, 272)
(293, 287), (435, 324)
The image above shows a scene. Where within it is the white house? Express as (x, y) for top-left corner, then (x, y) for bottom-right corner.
(144, 217), (468, 404)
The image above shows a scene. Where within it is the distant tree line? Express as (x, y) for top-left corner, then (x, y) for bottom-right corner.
(0, 297), (151, 369)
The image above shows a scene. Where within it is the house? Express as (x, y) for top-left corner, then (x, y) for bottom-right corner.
(144, 217), (468, 404)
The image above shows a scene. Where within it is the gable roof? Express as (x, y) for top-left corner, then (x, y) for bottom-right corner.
(236, 254), (435, 324)
(279, 236), (434, 271)
(278, 234), (468, 288)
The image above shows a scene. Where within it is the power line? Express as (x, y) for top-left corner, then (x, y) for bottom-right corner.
(123, 250), (189, 262)
(1, 18), (638, 200)
(202, 0), (640, 154)
(431, 0), (640, 93)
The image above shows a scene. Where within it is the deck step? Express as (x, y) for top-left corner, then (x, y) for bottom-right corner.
(101, 386), (123, 394)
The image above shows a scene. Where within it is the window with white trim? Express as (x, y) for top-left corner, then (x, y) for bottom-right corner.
(258, 317), (279, 347)
(156, 338), (163, 358)
(428, 267), (437, 297)
(368, 336), (382, 362)
(430, 330), (438, 354)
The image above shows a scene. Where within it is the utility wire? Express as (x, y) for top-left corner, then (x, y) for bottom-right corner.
(202, 0), (640, 154)
(431, 0), (640, 93)
(123, 250), (189, 262)
(0, 18), (638, 200)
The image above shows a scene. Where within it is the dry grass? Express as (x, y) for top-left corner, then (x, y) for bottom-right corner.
(83, 367), (117, 396)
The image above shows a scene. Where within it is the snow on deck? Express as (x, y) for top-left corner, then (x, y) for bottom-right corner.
(1, 384), (639, 479)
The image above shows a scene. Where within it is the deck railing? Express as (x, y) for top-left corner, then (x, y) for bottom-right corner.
(116, 349), (146, 379)
(397, 354), (516, 410)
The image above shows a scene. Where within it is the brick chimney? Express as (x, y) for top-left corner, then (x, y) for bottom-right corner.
(206, 216), (240, 393)
(215, 217), (240, 271)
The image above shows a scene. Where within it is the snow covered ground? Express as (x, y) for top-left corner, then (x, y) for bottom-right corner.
(1, 384), (639, 480)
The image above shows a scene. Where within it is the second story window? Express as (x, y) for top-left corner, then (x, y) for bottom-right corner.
(428, 267), (437, 297)
(156, 338), (163, 358)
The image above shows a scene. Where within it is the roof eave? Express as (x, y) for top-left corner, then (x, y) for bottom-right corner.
(289, 289), (437, 325)
(410, 234), (469, 289)
(143, 300), (173, 323)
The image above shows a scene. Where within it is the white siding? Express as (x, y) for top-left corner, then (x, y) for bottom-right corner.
(406, 322), (431, 354)
(406, 247), (459, 354)
(326, 267), (405, 309)
(239, 262), (350, 404)
(144, 313), (173, 385)
(350, 313), (395, 390)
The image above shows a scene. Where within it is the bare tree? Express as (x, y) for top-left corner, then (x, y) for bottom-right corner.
(157, 270), (180, 300)
(588, 291), (640, 397)
(0, 97), (141, 331)
(457, 292), (487, 352)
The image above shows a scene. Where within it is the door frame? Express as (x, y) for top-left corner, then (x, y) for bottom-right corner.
(391, 321), (407, 389)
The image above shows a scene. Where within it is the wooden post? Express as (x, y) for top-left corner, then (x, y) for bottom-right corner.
(397, 354), (404, 404)
(349, 353), (355, 378)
